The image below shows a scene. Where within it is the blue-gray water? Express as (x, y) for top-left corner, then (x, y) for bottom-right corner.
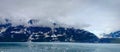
(0, 42), (120, 52)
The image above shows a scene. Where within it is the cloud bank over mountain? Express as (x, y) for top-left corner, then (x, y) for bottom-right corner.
(0, 0), (120, 38)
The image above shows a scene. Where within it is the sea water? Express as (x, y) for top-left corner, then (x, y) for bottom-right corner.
(0, 42), (119, 52)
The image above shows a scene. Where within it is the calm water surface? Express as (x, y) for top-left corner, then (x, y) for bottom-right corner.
(0, 42), (119, 52)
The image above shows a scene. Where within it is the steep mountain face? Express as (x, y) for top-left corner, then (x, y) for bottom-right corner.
(0, 19), (99, 42)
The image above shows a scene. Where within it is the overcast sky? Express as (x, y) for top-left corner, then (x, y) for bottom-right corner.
(0, 0), (120, 38)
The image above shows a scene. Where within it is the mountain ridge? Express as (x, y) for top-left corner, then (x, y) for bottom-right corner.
(0, 22), (99, 42)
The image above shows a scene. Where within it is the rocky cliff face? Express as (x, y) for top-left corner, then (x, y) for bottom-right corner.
(0, 19), (98, 42)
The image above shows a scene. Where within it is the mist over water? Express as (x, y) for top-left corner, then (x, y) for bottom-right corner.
(0, 0), (120, 38)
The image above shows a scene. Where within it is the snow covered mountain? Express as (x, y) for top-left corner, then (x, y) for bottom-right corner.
(99, 30), (120, 43)
(0, 19), (98, 42)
